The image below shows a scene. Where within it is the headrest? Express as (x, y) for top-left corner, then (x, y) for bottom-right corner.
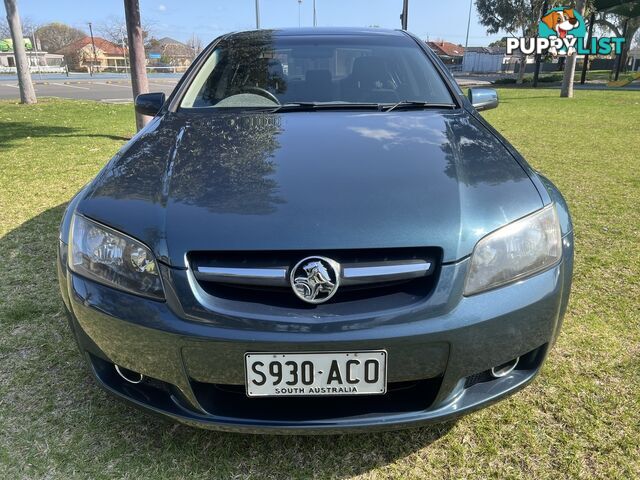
(351, 56), (388, 79)
(305, 69), (331, 84)
(266, 59), (284, 78)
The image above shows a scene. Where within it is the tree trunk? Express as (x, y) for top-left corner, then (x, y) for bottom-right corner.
(560, 0), (586, 97)
(124, 0), (149, 131)
(4, 0), (36, 104)
(517, 54), (527, 84)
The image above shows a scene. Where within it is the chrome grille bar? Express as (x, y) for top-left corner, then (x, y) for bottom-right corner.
(341, 260), (432, 286)
(194, 260), (432, 287)
(194, 266), (289, 286)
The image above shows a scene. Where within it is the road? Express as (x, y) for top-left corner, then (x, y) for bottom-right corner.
(0, 72), (492, 102)
(1, 72), (636, 102)
(0, 74), (180, 103)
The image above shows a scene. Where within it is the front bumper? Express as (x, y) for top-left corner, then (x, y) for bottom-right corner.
(59, 237), (573, 434)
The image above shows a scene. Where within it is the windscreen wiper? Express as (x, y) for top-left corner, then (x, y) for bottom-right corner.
(269, 101), (456, 113)
(385, 101), (456, 112)
(270, 102), (384, 112)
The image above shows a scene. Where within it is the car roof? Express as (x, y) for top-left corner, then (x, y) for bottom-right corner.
(225, 27), (407, 39)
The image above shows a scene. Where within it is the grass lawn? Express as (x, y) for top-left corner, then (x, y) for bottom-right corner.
(496, 70), (640, 85)
(1, 90), (639, 479)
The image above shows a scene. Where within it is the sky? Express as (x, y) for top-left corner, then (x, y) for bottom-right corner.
(9, 0), (504, 47)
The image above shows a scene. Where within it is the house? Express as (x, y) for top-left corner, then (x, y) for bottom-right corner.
(55, 36), (127, 72)
(426, 40), (465, 70)
(462, 46), (508, 73)
(0, 37), (64, 73)
(146, 37), (194, 68)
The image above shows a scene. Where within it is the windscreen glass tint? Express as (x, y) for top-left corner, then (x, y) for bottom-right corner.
(180, 32), (453, 108)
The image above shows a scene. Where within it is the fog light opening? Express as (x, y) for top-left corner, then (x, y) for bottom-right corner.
(114, 364), (144, 384)
(490, 357), (519, 378)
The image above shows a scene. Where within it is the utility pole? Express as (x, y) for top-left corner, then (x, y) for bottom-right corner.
(313, 0), (317, 27)
(255, 0), (260, 29)
(298, 0), (302, 28)
(464, 0), (472, 50)
(31, 27), (43, 80)
(124, 0), (150, 130)
(88, 22), (98, 75)
(122, 33), (129, 74)
(400, 0), (408, 30)
(3, 0), (36, 104)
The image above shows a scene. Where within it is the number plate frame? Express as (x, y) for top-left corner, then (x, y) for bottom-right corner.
(244, 351), (388, 397)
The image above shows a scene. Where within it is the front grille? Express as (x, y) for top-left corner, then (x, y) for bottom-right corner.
(464, 370), (493, 388)
(188, 247), (441, 311)
(191, 377), (443, 421)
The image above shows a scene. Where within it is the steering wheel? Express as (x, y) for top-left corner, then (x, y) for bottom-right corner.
(241, 86), (280, 105)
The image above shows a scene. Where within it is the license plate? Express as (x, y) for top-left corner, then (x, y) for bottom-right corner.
(245, 351), (387, 397)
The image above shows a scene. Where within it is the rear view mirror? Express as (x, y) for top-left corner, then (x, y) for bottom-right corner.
(291, 47), (333, 58)
(135, 92), (166, 117)
(468, 88), (499, 111)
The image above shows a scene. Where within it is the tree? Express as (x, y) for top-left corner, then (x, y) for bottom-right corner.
(594, 13), (640, 74)
(124, 0), (149, 131)
(3, 0), (36, 104)
(560, 0), (586, 98)
(186, 33), (202, 58)
(475, 0), (546, 84)
(0, 17), (10, 37)
(35, 22), (85, 52)
(98, 14), (152, 46)
(0, 14), (34, 38)
(488, 38), (508, 48)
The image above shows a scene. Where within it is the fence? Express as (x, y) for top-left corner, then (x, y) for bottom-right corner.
(92, 65), (190, 74)
(0, 66), (65, 74)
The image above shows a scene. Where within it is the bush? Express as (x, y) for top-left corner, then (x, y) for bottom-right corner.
(537, 74), (563, 82)
(494, 77), (520, 84)
(493, 73), (563, 85)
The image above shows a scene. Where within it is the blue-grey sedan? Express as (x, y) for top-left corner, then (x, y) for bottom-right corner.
(57, 28), (573, 434)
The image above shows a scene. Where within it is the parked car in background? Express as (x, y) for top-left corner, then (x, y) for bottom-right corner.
(58, 27), (573, 433)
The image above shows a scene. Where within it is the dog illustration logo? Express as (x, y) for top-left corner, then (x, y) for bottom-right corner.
(541, 8), (580, 39)
(539, 7), (586, 55)
(506, 6), (623, 57)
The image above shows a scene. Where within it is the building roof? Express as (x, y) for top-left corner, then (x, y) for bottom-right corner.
(55, 37), (125, 56)
(465, 46), (505, 55)
(146, 37), (193, 58)
(427, 40), (465, 57)
(147, 37), (188, 52)
(155, 37), (187, 46)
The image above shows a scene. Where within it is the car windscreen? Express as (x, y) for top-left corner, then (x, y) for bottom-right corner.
(180, 32), (453, 109)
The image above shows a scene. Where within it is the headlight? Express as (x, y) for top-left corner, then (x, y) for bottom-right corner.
(68, 214), (164, 299)
(464, 204), (562, 296)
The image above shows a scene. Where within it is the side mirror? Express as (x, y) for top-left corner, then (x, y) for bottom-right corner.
(468, 88), (499, 111)
(135, 92), (166, 117)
